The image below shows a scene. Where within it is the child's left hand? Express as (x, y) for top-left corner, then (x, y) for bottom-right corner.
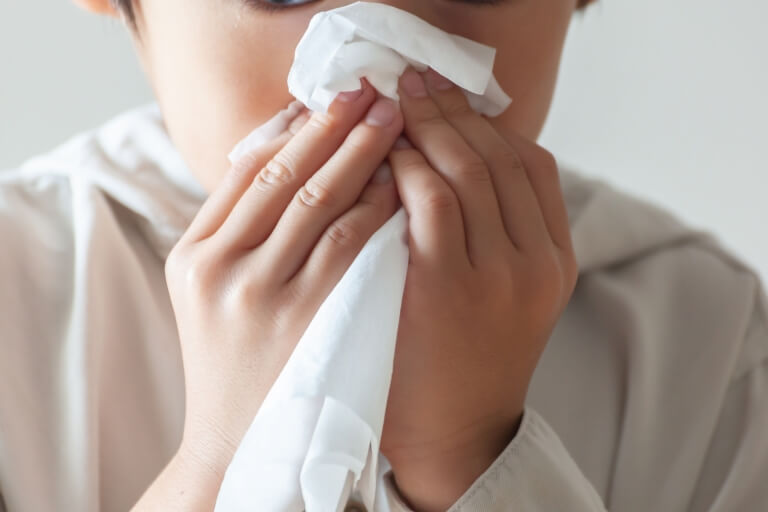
(381, 68), (579, 511)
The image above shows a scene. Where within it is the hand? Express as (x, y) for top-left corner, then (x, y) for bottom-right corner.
(380, 68), (579, 511)
(143, 80), (404, 509)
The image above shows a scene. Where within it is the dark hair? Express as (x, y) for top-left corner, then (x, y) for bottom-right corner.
(113, 0), (135, 26)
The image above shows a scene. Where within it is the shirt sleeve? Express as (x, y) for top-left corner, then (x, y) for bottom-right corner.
(381, 407), (607, 511)
(685, 283), (768, 511)
(381, 282), (768, 512)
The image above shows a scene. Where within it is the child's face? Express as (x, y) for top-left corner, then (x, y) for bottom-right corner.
(128, 0), (579, 191)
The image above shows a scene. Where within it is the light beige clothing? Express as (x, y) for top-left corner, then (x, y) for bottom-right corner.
(0, 105), (766, 512)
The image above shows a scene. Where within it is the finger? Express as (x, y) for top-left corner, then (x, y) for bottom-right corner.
(388, 137), (469, 270)
(421, 68), (552, 253)
(501, 132), (575, 254)
(289, 163), (400, 302)
(214, 79), (378, 251)
(256, 96), (404, 283)
(181, 101), (309, 244)
(397, 68), (508, 265)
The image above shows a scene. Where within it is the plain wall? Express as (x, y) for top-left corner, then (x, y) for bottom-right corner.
(0, 2), (151, 167)
(540, 0), (768, 283)
(2, 0), (766, 281)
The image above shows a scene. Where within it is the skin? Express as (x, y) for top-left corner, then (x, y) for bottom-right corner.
(73, 0), (587, 510)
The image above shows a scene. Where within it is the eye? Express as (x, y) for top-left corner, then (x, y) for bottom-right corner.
(244, 0), (320, 11)
(244, 0), (508, 14)
(245, 0), (510, 11)
(446, 0), (509, 5)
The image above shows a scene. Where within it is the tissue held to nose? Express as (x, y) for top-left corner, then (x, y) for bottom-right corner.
(287, 1), (512, 116)
(229, 2), (512, 165)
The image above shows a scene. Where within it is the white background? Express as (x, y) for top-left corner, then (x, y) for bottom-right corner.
(2, 0), (766, 282)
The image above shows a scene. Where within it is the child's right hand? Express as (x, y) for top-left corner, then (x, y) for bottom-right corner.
(163, 79), (403, 483)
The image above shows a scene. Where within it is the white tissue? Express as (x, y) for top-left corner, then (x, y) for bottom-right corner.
(228, 1), (512, 165)
(216, 3), (512, 511)
(287, 1), (512, 116)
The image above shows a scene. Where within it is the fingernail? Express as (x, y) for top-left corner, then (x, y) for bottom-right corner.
(423, 68), (454, 91)
(365, 97), (397, 127)
(393, 136), (412, 149)
(400, 69), (428, 98)
(337, 86), (364, 103)
(372, 162), (393, 184)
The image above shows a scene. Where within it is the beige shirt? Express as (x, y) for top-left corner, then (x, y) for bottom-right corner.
(1, 105), (766, 511)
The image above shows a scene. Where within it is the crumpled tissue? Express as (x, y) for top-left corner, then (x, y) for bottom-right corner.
(216, 2), (512, 511)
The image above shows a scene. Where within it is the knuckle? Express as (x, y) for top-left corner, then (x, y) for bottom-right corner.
(229, 151), (262, 182)
(441, 100), (474, 120)
(181, 251), (219, 293)
(531, 254), (567, 304)
(295, 178), (336, 209)
(519, 251), (558, 291)
(228, 277), (265, 309)
(254, 154), (297, 190)
(493, 145), (524, 170)
(393, 151), (427, 173)
(421, 189), (459, 214)
(340, 128), (372, 154)
(415, 115), (448, 136)
(224, 259), (274, 309)
(306, 112), (340, 134)
(324, 218), (364, 249)
(453, 158), (492, 185)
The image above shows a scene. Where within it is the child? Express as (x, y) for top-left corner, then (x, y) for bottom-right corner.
(1, 0), (766, 510)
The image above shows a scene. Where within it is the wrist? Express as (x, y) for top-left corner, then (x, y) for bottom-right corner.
(388, 411), (523, 512)
(177, 427), (240, 484)
(131, 439), (233, 511)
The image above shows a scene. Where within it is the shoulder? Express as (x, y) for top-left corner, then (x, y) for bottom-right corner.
(0, 103), (205, 266)
(0, 104), (162, 338)
(544, 164), (768, 509)
(0, 106), (192, 509)
(0, 103), (204, 355)
(559, 164), (768, 377)
(0, 103), (167, 218)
